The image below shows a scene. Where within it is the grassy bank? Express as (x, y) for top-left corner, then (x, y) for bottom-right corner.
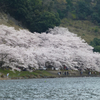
(0, 69), (100, 80)
(0, 69), (56, 79)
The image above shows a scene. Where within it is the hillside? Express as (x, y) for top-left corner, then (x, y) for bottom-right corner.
(0, 12), (24, 30)
(60, 19), (100, 44)
(1, 0), (100, 73)
(1, 0), (100, 44)
(1, 0), (100, 52)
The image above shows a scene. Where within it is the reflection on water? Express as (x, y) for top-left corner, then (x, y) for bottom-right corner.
(0, 77), (100, 100)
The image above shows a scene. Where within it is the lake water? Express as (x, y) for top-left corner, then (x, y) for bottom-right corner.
(0, 77), (100, 100)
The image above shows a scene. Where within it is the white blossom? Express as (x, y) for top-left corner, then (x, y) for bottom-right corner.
(0, 25), (100, 71)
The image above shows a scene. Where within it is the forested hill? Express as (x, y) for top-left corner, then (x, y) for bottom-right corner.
(1, 0), (100, 52)
(0, 0), (60, 33)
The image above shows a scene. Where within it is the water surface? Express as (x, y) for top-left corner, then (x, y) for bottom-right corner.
(0, 77), (100, 100)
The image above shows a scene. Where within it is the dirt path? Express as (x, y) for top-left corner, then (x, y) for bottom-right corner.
(0, 78), (11, 80)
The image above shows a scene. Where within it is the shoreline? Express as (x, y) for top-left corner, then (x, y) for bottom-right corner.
(1, 74), (100, 80)
(0, 69), (100, 80)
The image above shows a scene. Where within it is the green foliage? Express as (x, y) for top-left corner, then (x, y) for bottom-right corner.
(90, 38), (100, 52)
(1, 0), (100, 33)
(91, 13), (100, 23)
(57, 10), (65, 19)
(71, 13), (76, 19)
(0, 0), (60, 32)
(75, 0), (92, 20)
(66, 0), (72, 6)
(29, 11), (60, 32)
(0, 69), (54, 78)
(93, 46), (100, 52)
(93, 27), (99, 33)
(91, 1), (100, 24)
(90, 38), (100, 46)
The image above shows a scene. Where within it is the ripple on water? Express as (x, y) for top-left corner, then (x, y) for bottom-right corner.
(0, 77), (100, 100)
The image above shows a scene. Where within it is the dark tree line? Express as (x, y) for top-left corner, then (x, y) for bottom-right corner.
(1, 0), (100, 33)
(0, 0), (60, 32)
